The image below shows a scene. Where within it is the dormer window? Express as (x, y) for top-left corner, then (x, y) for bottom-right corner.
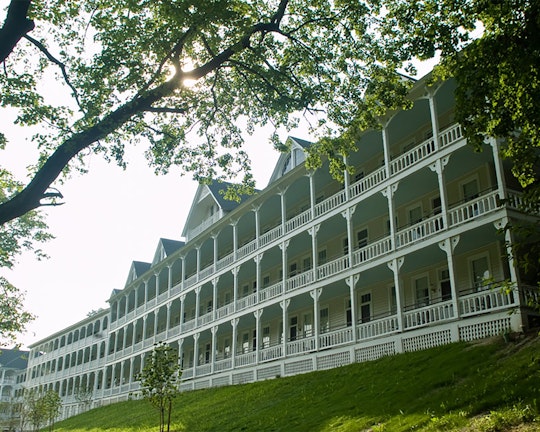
(281, 154), (292, 175)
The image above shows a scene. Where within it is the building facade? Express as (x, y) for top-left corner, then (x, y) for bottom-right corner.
(25, 76), (539, 420)
(0, 349), (28, 431)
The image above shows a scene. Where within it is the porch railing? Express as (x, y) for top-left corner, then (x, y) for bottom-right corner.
(403, 300), (454, 329)
(357, 315), (399, 340)
(459, 287), (517, 317)
(448, 191), (499, 226)
(319, 327), (354, 349)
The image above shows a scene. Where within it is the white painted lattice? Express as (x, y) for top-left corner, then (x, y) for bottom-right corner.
(257, 365), (281, 380)
(232, 370), (254, 385)
(355, 342), (395, 363)
(403, 329), (452, 352)
(316, 351), (351, 370)
(284, 358), (313, 376)
(459, 317), (511, 341)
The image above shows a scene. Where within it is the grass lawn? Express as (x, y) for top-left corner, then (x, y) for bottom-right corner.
(52, 335), (540, 431)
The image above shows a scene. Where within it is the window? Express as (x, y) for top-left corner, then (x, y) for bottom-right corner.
(415, 276), (430, 307)
(360, 293), (371, 323)
(318, 249), (327, 265)
(346, 299), (352, 327)
(343, 237), (349, 255)
(440, 269), (452, 301)
(355, 171), (365, 182)
(357, 229), (368, 248)
(262, 326), (270, 348)
(289, 262), (298, 277)
(471, 256), (490, 290)
(320, 307), (329, 333)
(302, 256), (312, 271)
(409, 205), (422, 225)
(462, 178), (479, 202)
(303, 313), (313, 336)
(432, 196), (442, 214)
(262, 275), (270, 288)
(289, 316), (298, 341)
(242, 332), (250, 353)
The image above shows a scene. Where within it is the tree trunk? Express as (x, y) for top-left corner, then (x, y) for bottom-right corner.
(0, 0), (34, 63)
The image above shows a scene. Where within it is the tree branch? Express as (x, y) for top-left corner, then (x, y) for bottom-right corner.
(0, 0), (34, 63)
(145, 107), (187, 114)
(24, 34), (84, 112)
(0, 3), (292, 225)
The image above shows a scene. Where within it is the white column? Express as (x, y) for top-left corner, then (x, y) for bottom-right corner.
(230, 318), (238, 369)
(253, 206), (261, 247)
(166, 302), (172, 336)
(382, 124), (392, 178)
(342, 207), (356, 268)
(181, 257), (186, 291)
(210, 326), (218, 374)
(192, 333), (200, 376)
(428, 90), (441, 149)
(179, 294), (185, 334)
(279, 241), (289, 292)
(387, 257), (405, 332)
(280, 299), (290, 357)
(310, 288), (322, 351)
(212, 234), (218, 272)
(167, 265), (173, 290)
(231, 267), (239, 312)
(343, 155), (350, 201)
(232, 221), (238, 260)
(382, 183), (399, 249)
(212, 278), (219, 320)
(279, 188), (288, 233)
(254, 309), (263, 364)
(254, 254), (263, 296)
(308, 224), (320, 281)
(430, 157), (450, 229)
(194, 287), (201, 324)
(196, 246), (201, 282)
(346, 274), (360, 340)
(490, 138), (507, 200)
(438, 236), (461, 318)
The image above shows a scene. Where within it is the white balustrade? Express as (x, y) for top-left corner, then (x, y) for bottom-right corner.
(237, 239), (257, 259)
(448, 191), (499, 226)
(353, 236), (392, 265)
(439, 123), (463, 147)
(286, 337), (315, 355)
(259, 282), (283, 302)
(318, 327), (353, 349)
(217, 303), (235, 319)
(459, 288), (517, 317)
(314, 190), (347, 217)
(357, 315), (399, 340)
(236, 293), (257, 311)
(395, 214), (445, 249)
(235, 352), (257, 367)
(259, 225), (282, 247)
(259, 345), (283, 362)
(286, 270), (314, 292)
(317, 255), (349, 280)
(349, 166), (387, 199)
(391, 138), (436, 175)
(403, 301), (454, 329)
(285, 209), (312, 233)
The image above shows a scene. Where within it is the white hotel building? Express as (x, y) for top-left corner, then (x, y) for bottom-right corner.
(25, 76), (539, 419)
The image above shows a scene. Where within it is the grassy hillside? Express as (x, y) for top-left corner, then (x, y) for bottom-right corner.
(53, 336), (540, 432)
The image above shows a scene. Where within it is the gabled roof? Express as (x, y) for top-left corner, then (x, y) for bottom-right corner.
(181, 180), (255, 239)
(152, 238), (185, 266)
(124, 260), (151, 287)
(268, 136), (312, 185)
(0, 348), (29, 370)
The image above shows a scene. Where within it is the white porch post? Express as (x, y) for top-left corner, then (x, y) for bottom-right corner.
(310, 288), (322, 351)
(196, 246), (201, 282)
(212, 234), (218, 272)
(232, 267), (239, 312)
(230, 318), (238, 369)
(142, 316), (148, 341)
(179, 294), (185, 334)
(280, 240), (289, 292)
(342, 206), (356, 268)
(192, 333), (199, 377)
(427, 89), (441, 149)
(343, 155), (350, 201)
(155, 272), (160, 297)
(212, 278), (219, 320)
(166, 302), (172, 336)
(430, 157), (450, 229)
(346, 274), (360, 341)
(254, 253), (263, 297)
(253, 206), (261, 247)
(210, 326), (218, 374)
(167, 265), (173, 290)
(232, 221), (238, 260)
(490, 138), (508, 199)
(439, 236), (461, 319)
(309, 224), (320, 281)
(382, 124), (392, 179)
(194, 286), (201, 324)
(280, 299), (290, 358)
(387, 257), (405, 333)
(254, 309), (262, 364)
(181, 257), (186, 291)
(383, 183), (399, 250)
(279, 188), (288, 234)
